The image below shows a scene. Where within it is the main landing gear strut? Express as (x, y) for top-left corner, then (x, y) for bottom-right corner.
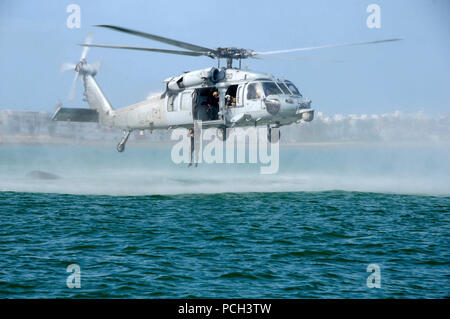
(267, 125), (280, 143)
(117, 130), (131, 152)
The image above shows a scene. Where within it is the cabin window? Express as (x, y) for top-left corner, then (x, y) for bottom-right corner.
(180, 92), (192, 111)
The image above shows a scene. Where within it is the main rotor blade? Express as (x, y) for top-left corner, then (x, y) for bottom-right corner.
(254, 38), (402, 55)
(96, 25), (215, 54)
(251, 55), (343, 62)
(79, 43), (210, 57)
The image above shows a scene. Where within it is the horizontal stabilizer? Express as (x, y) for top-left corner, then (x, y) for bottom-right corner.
(52, 107), (99, 122)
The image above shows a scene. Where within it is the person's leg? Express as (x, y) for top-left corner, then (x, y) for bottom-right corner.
(188, 134), (194, 167)
(194, 147), (198, 167)
(214, 106), (219, 120)
(207, 106), (213, 120)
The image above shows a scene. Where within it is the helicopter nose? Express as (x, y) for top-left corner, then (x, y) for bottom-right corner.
(264, 98), (281, 115)
(299, 97), (312, 108)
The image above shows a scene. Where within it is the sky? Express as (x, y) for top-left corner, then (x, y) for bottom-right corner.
(0, 0), (449, 115)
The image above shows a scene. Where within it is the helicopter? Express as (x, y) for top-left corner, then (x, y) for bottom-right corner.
(53, 25), (401, 152)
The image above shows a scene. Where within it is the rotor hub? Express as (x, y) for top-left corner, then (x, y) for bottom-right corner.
(214, 47), (252, 60)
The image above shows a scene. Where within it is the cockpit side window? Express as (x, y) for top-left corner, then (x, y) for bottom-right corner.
(277, 82), (291, 95)
(261, 82), (283, 96)
(247, 83), (263, 100)
(285, 81), (302, 96)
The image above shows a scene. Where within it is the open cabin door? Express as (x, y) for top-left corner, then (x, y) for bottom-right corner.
(165, 90), (194, 127)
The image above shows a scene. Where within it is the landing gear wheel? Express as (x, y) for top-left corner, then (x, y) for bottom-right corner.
(117, 143), (125, 153)
(217, 127), (228, 141)
(117, 130), (131, 153)
(267, 128), (280, 143)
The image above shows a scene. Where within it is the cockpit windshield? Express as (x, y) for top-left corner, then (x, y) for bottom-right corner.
(261, 82), (283, 96)
(277, 82), (291, 95)
(284, 81), (302, 96)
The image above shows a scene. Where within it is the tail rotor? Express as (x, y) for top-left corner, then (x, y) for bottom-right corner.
(59, 33), (99, 101)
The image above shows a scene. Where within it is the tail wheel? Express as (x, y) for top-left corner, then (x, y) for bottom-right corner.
(267, 128), (280, 143)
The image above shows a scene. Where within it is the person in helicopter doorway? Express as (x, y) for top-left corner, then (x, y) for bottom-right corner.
(206, 90), (220, 120)
(188, 128), (199, 167)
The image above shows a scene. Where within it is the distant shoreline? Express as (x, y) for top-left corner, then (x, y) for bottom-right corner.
(1, 135), (448, 148)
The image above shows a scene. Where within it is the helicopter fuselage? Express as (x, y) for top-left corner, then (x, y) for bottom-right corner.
(108, 67), (314, 132)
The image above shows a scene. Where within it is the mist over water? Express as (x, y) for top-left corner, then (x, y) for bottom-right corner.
(0, 145), (448, 196)
(0, 111), (449, 196)
(283, 110), (450, 144)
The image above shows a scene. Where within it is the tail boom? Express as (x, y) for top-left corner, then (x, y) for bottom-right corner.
(82, 73), (114, 126)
